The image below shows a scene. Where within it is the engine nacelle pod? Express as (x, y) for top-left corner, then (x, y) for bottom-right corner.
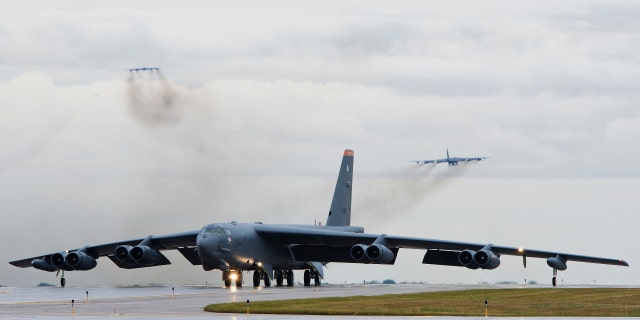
(115, 245), (135, 264)
(365, 244), (395, 264)
(458, 250), (479, 269)
(50, 252), (75, 271)
(50, 252), (68, 268)
(350, 244), (368, 262)
(65, 252), (97, 271)
(546, 255), (567, 271)
(130, 245), (162, 265)
(473, 249), (501, 270)
(32, 258), (57, 272)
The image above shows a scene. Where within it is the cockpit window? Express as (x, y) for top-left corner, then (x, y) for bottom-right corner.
(200, 224), (231, 236)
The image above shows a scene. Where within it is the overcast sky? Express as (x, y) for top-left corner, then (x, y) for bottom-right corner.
(1, 1), (638, 287)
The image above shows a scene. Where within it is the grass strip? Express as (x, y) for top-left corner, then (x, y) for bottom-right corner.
(205, 288), (640, 317)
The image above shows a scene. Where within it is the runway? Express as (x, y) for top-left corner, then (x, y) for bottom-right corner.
(0, 284), (636, 319)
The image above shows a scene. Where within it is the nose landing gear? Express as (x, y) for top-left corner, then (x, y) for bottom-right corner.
(222, 270), (243, 287)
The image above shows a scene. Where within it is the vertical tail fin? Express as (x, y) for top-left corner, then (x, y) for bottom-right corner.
(326, 149), (354, 226)
(446, 149), (450, 160)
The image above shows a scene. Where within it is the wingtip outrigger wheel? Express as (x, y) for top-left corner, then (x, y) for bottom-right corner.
(552, 268), (557, 287)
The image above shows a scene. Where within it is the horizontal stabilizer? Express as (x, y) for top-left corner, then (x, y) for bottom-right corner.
(422, 249), (464, 267)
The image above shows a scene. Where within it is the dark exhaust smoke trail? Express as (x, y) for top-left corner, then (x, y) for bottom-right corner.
(156, 70), (177, 108)
(355, 162), (473, 219)
(126, 70), (182, 127)
(416, 162), (437, 176)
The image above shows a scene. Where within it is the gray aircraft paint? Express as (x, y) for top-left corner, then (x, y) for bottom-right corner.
(9, 149), (628, 288)
(327, 149), (354, 227)
(414, 149), (487, 167)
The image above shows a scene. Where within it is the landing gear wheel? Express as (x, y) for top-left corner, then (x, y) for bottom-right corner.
(303, 270), (311, 286)
(235, 272), (243, 287)
(275, 270), (283, 286)
(223, 271), (232, 287)
(314, 272), (321, 287)
(552, 276), (557, 287)
(60, 277), (66, 287)
(263, 272), (271, 287)
(286, 270), (294, 287)
(253, 270), (260, 287)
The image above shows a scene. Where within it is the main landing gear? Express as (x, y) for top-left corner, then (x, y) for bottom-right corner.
(274, 270), (294, 287)
(253, 270), (271, 287)
(250, 269), (320, 288)
(303, 270), (321, 287)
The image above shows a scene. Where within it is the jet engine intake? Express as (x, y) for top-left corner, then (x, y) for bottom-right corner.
(50, 252), (76, 271)
(350, 244), (368, 262)
(546, 255), (567, 271)
(130, 245), (162, 265)
(115, 245), (135, 264)
(50, 252), (68, 268)
(473, 249), (501, 270)
(65, 252), (97, 271)
(458, 250), (479, 269)
(364, 244), (395, 264)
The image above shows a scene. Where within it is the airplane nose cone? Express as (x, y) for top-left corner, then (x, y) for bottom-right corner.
(196, 236), (229, 271)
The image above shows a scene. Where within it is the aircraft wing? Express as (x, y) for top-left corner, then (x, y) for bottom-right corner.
(414, 158), (448, 164)
(253, 225), (628, 267)
(458, 157), (486, 162)
(9, 230), (199, 269)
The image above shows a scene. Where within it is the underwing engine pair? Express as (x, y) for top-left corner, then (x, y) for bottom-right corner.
(10, 149), (628, 287)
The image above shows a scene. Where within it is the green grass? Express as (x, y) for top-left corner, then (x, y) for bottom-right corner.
(204, 288), (640, 317)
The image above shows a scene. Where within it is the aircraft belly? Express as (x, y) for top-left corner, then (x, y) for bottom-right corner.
(230, 242), (298, 269)
(215, 225), (303, 270)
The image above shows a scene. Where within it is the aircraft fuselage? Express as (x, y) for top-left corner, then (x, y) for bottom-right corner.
(196, 222), (363, 273)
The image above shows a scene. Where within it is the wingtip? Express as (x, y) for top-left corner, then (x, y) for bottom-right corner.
(9, 259), (32, 268)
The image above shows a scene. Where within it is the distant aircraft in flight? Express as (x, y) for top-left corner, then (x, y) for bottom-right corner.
(128, 67), (159, 72)
(414, 149), (487, 166)
(10, 150), (627, 288)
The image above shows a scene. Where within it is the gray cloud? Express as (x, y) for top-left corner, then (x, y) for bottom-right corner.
(3, 1), (639, 97)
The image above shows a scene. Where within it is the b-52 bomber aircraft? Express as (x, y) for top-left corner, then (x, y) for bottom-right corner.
(10, 150), (627, 288)
(128, 67), (159, 72)
(414, 149), (487, 166)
